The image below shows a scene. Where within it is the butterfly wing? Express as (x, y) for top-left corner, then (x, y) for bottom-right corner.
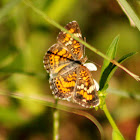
(49, 64), (79, 100)
(57, 21), (84, 60)
(44, 21), (99, 107)
(43, 43), (74, 75)
(73, 65), (99, 108)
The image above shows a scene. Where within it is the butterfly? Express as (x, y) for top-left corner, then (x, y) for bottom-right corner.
(43, 21), (99, 108)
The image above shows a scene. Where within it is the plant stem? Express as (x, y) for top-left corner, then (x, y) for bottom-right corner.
(53, 99), (59, 140)
(103, 104), (124, 138)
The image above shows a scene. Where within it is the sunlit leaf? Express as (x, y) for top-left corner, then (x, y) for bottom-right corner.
(99, 51), (136, 91)
(99, 34), (136, 91)
(100, 35), (119, 75)
(108, 51), (137, 82)
(99, 35), (119, 91)
(136, 124), (140, 140)
(112, 130), (125, 140)
(117, 52), (137, 64)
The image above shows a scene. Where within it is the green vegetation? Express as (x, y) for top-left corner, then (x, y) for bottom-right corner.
(0, 0), (140, 140)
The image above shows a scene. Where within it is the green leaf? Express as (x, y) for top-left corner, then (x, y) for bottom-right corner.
(99, 52), (136, 91)
(99, 35), (119, 91)
(109, 52), (137, 79)
(112, 130), (125, 140)
(100, 35), (119, 76)
(117, 52), (137, 64)
(0, 0), (22, 23)
(136, 124), (140, 140)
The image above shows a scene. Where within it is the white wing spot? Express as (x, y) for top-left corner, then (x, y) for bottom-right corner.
(74, 33), (81, 37)
(70, 37), (73, 41)
(65, 40), (72, 46)
(87, 85), (95, 94)
(93, 79), (99, 91)
(84, 63), (97, 71)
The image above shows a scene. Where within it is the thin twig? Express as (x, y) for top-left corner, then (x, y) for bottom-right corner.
(53, 99), (59, 140)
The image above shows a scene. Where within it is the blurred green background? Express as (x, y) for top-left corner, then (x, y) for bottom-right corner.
(0, 0), (140, 140)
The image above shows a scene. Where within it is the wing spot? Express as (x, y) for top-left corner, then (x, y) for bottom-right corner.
(69, 28), (75, 33)
(66, 34), (71, 38)
(74, 33), (81, 37)
(73, 40), (77, 44)
(53, 49), (58, 54)
(80, 90), (84, 95)
(65, 37), (69, 41)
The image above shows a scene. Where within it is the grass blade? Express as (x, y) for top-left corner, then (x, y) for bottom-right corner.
(116, 0), (140, 31)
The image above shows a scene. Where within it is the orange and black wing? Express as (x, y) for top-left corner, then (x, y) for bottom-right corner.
(43, 43), (74, 75)
(49, 65), (78, 100)
(57, 21), (84, 61)
(73, 65), (99, 108)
